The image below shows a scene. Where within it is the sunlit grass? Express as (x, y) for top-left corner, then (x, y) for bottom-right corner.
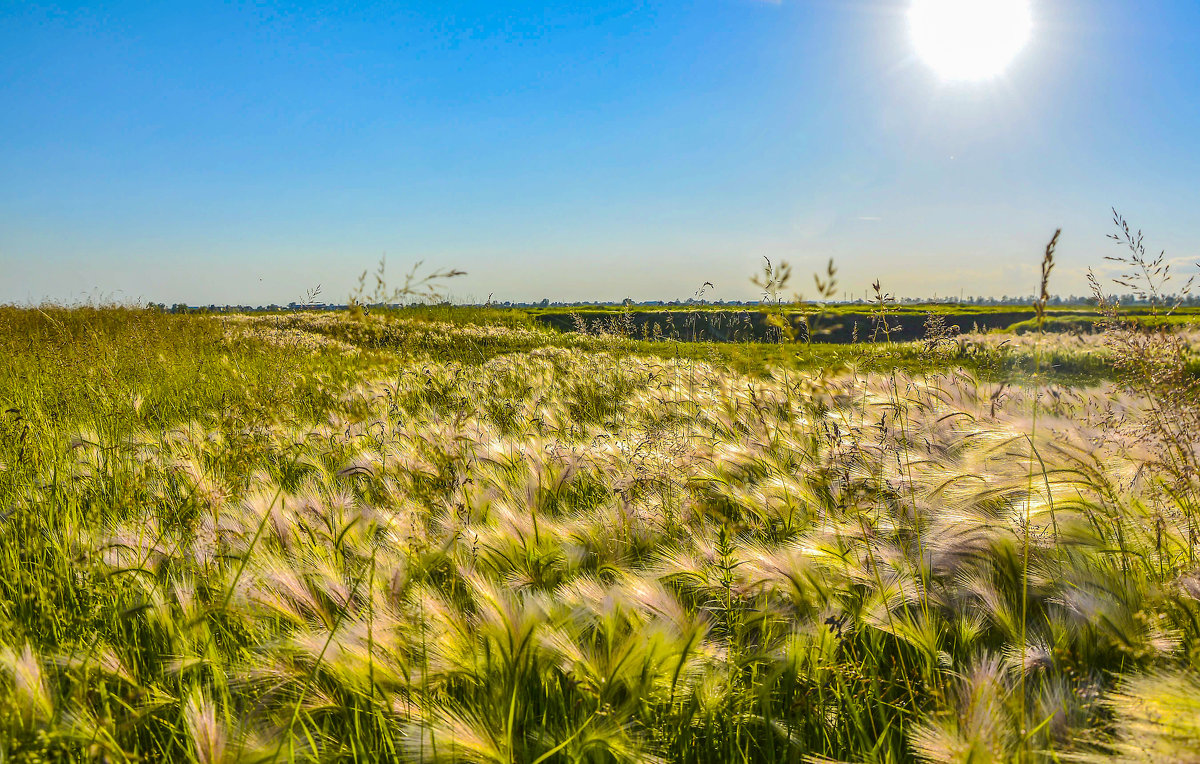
(0, 303), (1197, 762)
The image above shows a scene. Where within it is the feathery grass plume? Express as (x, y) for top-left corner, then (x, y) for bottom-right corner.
(1085, 670), (1200, 762)
(402, 703), (509, 763)
(182, 690), (229, 764)
(908, 655), (1019, 763)
(0, 644), (54, 735)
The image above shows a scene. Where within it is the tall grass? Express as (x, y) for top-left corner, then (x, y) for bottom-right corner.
(1, 224), (1200, 762)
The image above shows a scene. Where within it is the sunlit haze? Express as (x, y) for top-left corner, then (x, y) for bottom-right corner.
(2, 1), (1198, 305)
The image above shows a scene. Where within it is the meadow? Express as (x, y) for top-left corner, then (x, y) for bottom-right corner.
(3, 246), (1200, 762)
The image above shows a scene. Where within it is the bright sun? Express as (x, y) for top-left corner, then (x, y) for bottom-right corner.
(910, 0), (1032, 81)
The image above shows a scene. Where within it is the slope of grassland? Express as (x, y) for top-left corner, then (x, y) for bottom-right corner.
(0, 306), (1199, 762)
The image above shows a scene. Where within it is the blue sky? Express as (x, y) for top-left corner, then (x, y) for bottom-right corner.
(1, 0), (1198, 304)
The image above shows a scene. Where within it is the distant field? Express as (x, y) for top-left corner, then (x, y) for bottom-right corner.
(530, 304), (1200, 343)
(1, 305), (1199, 762)
(530, 302), (1200, 316)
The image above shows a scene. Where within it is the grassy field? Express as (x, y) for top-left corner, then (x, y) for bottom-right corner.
(529, 302), (1200, 317)
(529, 305), (1200, 345)
(1, 303), (1199, 762)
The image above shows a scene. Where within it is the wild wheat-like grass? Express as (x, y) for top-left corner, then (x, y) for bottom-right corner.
(2, 289), (1200, 762)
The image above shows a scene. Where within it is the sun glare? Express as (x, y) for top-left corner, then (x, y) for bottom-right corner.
(910, 0), (1032, 81)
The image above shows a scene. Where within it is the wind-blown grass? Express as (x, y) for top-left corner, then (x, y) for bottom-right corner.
(0, 294), (1199, 762)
